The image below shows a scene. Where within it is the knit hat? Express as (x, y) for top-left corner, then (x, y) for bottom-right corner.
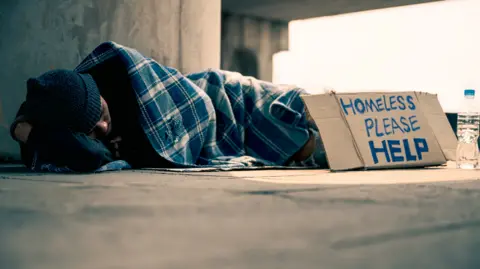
(24, 69), (101, 133)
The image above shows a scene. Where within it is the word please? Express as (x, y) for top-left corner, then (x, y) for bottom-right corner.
(365, 115), (421, 137)
(340, 95), (416, 115)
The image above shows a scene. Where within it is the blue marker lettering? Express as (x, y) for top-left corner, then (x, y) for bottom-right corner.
(397, 96), (406, 110)
(374, 118), (384, 137)
(391, 117), (404, 134)
(383, 117), (392, 135)
(376, 97), (385, 112)
(389, 95), (398, 110)
(365, 98), (378, 113)
(388, 140), (405, 162)
(383, 95), (391, 111)
(354, 98), (366, 114)
(409, 115), (420, 131)
(403, 138), (417, 161)
(365, 118), (374, 137)
(340, 98), (355, 115)
(406, 95), (416, 110)
(369, 140), (391, 164)
(400, 116), (411, 132)
(414, 138), (428, 160)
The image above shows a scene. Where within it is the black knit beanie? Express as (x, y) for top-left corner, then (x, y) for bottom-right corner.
(24, 69), (101, 134)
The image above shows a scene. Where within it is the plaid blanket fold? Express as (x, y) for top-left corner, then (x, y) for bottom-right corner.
(31, 41), (313, 172)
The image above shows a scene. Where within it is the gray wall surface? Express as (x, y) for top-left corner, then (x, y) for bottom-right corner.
(0, 0), (220, 161)
(222, 0), (442, 21)
(221, 13), (289, 82)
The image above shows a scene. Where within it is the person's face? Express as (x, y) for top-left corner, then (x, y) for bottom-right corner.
(89, 96), (112, 139)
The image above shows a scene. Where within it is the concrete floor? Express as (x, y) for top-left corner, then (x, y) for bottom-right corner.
(1, 164), (479, 269)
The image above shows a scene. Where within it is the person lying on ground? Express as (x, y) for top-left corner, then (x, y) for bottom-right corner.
(10, 41), (327, 173)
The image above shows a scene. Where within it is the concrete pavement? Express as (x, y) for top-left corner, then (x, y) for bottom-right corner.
(0, 164), (479, 269)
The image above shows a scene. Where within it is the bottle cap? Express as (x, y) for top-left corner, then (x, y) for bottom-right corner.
(465, 89), (475, 97)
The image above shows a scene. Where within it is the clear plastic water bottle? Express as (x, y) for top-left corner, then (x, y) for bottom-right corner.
(456, 89), (480, 169)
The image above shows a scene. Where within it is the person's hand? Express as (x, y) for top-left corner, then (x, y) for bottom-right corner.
(109, 136), (122, 158)
(14, 121), (33, 143)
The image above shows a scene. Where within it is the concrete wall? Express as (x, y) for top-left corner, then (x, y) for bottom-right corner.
(221, 13), (289, 82)
(0, 0), (220, 161)
(222, 0), (441, 21)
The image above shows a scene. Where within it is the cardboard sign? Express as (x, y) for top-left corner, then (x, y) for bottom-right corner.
(302, 91), (458, 171)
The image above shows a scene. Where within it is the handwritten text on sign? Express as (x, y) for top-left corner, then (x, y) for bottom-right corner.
(340, 94), (428, 164)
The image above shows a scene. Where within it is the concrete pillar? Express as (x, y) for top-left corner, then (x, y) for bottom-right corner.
(0, 0), (221, 160)
(221, 13), (289, 82)
(179, 0), (221, 74)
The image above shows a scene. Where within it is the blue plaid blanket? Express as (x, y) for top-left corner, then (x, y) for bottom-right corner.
(32, 41), (314, 173)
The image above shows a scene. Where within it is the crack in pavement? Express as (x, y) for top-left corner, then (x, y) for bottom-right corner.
(331, 219), (480, 249)
(229, 186), (360, 195)
(0, 175), (83, 184)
